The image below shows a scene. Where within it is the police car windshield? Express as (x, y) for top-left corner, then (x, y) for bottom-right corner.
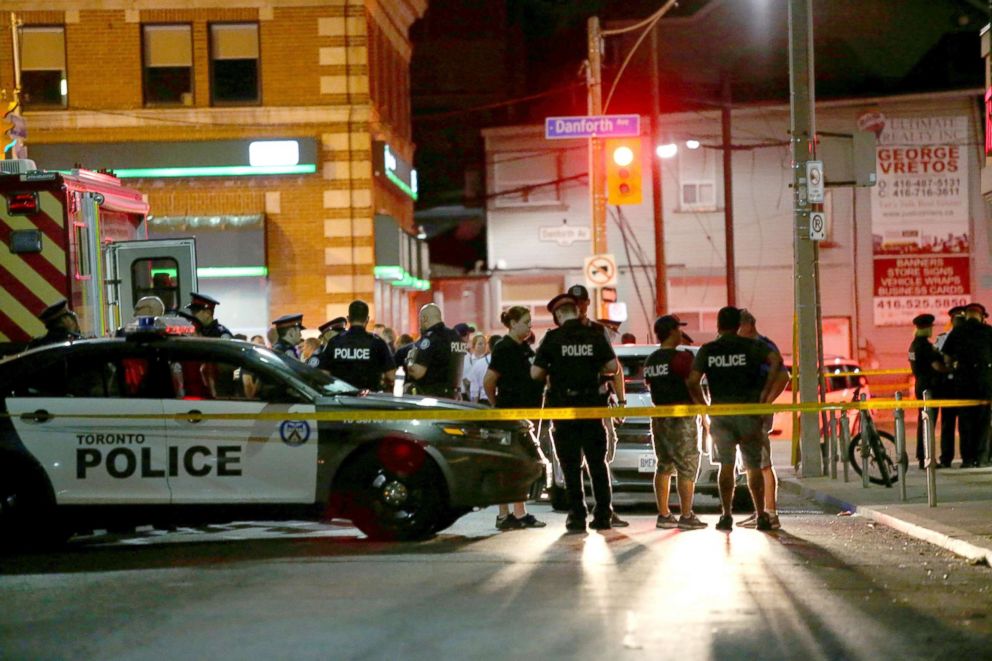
(253, 346), (360, 395)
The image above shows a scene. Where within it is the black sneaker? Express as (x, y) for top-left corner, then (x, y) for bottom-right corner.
(715, 515), (734, 531)
(565, 512), (586, 533)
(610, 512), (629, 527)
(518, 513), (547, 528)
(677, 514), (708, 530)
(496, 514), (522, 531)
(589, 514), (612, 531)
(656, 513), (679, 529)
(755, 512), (773, 531)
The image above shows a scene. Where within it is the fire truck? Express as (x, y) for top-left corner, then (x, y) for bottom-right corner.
(0, 159), (197, 353)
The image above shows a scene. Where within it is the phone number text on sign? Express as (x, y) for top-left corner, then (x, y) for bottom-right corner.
(874, 296), (969, 326)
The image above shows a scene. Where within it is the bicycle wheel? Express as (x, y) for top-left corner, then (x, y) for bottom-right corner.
(847, 430), (899, 486)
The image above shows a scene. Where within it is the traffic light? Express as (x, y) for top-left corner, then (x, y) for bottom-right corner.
(606, 138), (642, 205)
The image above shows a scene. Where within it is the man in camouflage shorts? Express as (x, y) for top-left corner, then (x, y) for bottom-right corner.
(643, 315), (706, 530)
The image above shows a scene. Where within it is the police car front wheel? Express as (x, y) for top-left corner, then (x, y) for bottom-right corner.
(337, 443), (444, 541)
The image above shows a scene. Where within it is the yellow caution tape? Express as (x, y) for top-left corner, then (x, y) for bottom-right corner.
(825, 368), (911, 378)
(2, 398), (988, 423)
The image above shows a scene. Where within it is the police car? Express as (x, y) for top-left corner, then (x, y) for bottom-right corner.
(0, 318), (544, 548)
(545, 344), (751, 510)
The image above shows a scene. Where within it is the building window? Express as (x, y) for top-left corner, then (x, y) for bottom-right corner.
(681, 181), (716, 209)
(210, 23), (259, 105)
(143, 25), (193, 106)
(677, 148), (718, 212)
(20, 26), (67, 108)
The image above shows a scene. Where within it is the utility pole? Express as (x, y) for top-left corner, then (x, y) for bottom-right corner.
(587, 17), (607, 255)
(721, 75), (736, 307)
(650, 25), (666, 315)
(789, 0), (823, 477)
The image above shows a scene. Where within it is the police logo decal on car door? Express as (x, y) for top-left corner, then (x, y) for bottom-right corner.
(279, 420), (311, 447)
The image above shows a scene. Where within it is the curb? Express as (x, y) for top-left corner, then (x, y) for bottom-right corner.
(779, 478), (992, 567)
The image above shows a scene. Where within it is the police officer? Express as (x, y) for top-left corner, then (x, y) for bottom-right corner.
(27, 299), (81, 349)
(185, 292), (232, 339)
(532, 293), (620, 532)
(564, 284), (628, 527)
(941, 303), (992, 467)
(319, 300), (395, 391)
(271, 314), (305, 360)
(935, 306), (967, 467)
(909, 313), (945, 469)
(643, 315), (706, 530)
(687, 306), (783, 532)
(307, 317), (347, 367)
(405, 303), (466, 398)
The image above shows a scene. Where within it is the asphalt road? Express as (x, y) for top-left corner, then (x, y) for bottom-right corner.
(1, 491), (990, 660)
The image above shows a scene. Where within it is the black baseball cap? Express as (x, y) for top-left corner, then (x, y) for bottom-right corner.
(912, 313), (935, 328)
(567, 284), (590, 301)
(654, 314), (691, 343)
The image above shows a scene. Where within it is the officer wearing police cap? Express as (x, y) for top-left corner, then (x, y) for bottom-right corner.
(27, 299), (82, 349)
(909, 313), (945, 469)
(307, 317), (348, 367)
(185, 292), (232, 339)
(272, 314), (305, 360)
(318, 300), (395, 391)
(532, 293), (620, 532)
(405, 303), (466, 398)
(563, 283), (629, 526)
(940, 302), (992, 467)
(935, 305), (967, 466)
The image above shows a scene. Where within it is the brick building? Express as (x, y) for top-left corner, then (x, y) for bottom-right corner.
(0, 0), (428, 335)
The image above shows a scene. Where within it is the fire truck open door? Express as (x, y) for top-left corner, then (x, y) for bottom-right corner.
(105, 238), (198, 328)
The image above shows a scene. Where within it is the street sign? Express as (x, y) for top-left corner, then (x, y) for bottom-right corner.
(806, 160), (824, 203)
(545, 115), (640, 140)
(584, 253), (617, 288)
(809, 211), (826, 241)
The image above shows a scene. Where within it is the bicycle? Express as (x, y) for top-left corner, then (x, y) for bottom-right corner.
(844, 388), (898, 487)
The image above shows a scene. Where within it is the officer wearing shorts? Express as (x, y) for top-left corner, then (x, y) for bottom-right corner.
(688, 306), (783, 532)
(643, 315), (706, 530)
(318, 300), (395, 392)
(532, 293), (620, 532)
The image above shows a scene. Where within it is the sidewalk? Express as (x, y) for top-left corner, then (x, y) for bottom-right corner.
(771, 439), (992, 567)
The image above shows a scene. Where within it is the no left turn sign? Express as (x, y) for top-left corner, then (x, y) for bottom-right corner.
(584, 253), (617, 288)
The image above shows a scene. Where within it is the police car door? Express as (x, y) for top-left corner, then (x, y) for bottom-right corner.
(3, 347), (171, 504)
(160, 347), (318, 504)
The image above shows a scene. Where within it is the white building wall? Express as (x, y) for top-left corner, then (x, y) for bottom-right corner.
(483, 91), (989, 368)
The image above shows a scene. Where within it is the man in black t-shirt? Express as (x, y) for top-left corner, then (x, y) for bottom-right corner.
(318, 300), (395, 392)
(532, 294), (619, 532)
(405, 303), (466, 398)
(688, 306), (782, 532)
(643, 315), (706, 530)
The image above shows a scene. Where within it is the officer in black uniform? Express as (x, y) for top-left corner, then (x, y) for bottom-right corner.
(318, 300), (395, 391)
(909, 313), (945, 469)
(271, 314), (305, 361)
(405, 303), (466, 398)
(935, 305), (967, 466)
(941, 303), (992, 467)
(688, 306), (783, 532)
(565, 283), (629, 527)
(185, 292), (233, 338)
(307, 317), (347, 367)
(27, 299), (82, 349)
(532, 293), (619, 532)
